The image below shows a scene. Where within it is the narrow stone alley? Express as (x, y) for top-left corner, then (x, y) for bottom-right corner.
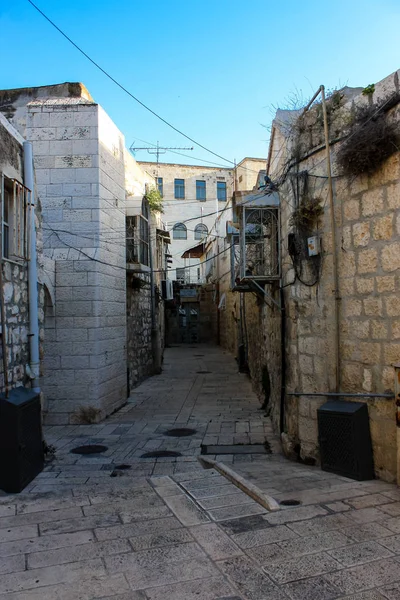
(1, 346), (400, 599)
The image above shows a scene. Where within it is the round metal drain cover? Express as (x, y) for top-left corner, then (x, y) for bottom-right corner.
(70, 444), (108, 455)
(279, 499), (301, 506)
(115, 464), (131, 470)
(196, 370), (211, 374)
(165, 428), (197, 437)
(141, 451), (182, 458)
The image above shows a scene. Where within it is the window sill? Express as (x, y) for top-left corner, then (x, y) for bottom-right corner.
(126, 262), (151, 273)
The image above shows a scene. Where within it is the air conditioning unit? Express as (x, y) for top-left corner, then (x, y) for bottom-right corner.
(161, 279), (174, 300)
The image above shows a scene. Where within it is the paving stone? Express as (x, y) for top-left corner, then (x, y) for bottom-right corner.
(144, 576), (236, 600)
(162, 494), (210, 526)
(0, 524), (38, 542)
(125, 556), (219, 590)
(282, 575), (343, 600)
(382, 517), (400, 534)
(346, 495), (394, 510)
(39, 513), (120, 536)
(264, 504), (328, 525)
(231, 524), (298, 549)
(217, 555), (287, 600)
(263, 551), (341, 584)
(219, 514), (272, 535)
(105, 541), (204, 573)
(278, 530), (352, 556)
(0, 573), (131, 600)
(207, 502), (268, 521)
(95, 515), (183, 541)
(186, 484), (240, 499)
(324, 501), (353, 513)
(324, 558), (400, 595)
(328, 540), (394, 567)
(0, 506), (16, 518)
(0, 507), (83, 530)
(246, 542), (293, 565)
(345, 508), (388, 525)
(0, 554), (26, 575)
(16, 496), (89, 515)
(27, 538), (131, 568)
(287, 513), (354, 536)
(380, 582), (400, 599)
(0, 529), (94, 557)
(338, 592), (386, 600)
(0, 558), (106, 595)
(189, 523), (243, 560)
(197, 491), (254, 510)
(129, 528), (193, 551)
(344, 523), (394, 543)
(84, 501), (171, 521)
(378, 503), (400, 517)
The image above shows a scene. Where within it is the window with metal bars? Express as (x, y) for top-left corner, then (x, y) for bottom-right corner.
(1, 174), (31, 261)
(126, 199), (150, 266)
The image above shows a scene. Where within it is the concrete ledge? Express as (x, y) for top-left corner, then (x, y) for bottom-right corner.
(198, 457), (280, 512)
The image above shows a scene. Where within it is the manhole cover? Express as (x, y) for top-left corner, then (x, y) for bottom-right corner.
(280, 499), (301, 506)
(141, 451), (182, 458)
(114, 464), (131, 470)
(70, 445), (108, 455)
(164, 428), (197, 437)
(196, 370), (211, 374)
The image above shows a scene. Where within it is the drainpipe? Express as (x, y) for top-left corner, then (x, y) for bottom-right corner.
(149, 219), (162, 374)
(23, 142), (40, 394)
(321, 86), (341, 392)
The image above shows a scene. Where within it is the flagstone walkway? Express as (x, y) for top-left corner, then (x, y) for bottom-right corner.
(0, 345), (400, 599)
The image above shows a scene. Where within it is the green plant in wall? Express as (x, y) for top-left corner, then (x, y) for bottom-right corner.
(289, 196), (324, 232)
(362, 83), (375, 96)
(145, 187), (164, 213)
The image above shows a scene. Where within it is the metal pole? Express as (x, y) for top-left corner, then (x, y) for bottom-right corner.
(321, 86), (341, 392)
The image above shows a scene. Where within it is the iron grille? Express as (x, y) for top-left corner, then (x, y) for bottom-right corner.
(317, 401), (374, 481)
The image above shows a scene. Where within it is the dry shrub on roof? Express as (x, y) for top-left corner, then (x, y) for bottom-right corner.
(337, 94), (400, 177)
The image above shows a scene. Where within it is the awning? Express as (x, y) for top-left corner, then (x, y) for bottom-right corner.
(236, 188), (280, 207)
(181, 242), (205, 259)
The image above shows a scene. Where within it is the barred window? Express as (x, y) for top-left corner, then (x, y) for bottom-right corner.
(1, 174), (31, 261)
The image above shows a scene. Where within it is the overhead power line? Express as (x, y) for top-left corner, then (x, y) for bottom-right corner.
(27, 0), (239, 167)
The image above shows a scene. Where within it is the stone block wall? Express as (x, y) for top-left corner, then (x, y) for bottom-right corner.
(13, 98), (128, 423)
(0, 113), (44, 393)
(126, 274), (152, 391)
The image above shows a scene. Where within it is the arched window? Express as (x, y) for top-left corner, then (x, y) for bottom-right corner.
(173, 223), (187, 240)
(194, 223), (208, 240)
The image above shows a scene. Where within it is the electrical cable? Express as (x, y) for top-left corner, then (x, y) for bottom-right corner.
(27, 0), (249, 168)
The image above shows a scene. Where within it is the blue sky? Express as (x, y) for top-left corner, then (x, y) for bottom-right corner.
(1, 0), (399, 167)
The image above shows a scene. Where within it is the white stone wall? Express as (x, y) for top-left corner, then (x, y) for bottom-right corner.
(22, 99), (127, 423)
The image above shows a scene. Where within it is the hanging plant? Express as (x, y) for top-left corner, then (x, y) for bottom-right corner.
(145, 187), (164, 213)
(337, 93), (400, 177)
(289, 196), (324, 232)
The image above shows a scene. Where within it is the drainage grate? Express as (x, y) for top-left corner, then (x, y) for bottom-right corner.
(194, 354), (205, 357)
(280, 499), (301, 506)
(196, 370), (211, 374)
(70, 445), (108, 455)
(164, 428), (197, 437)
(141, 451), (182, 458)
(201, 444), (270, 455)
(114, 464), (131, 470)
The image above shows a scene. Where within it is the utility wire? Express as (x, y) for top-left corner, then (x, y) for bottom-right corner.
(28, 0), (240, 167)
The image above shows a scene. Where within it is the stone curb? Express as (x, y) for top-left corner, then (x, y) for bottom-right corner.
(198, 457), (280, 512)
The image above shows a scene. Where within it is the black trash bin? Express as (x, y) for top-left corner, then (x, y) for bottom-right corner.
(0, 388), (44, 493)
(317, 400), (374, 481)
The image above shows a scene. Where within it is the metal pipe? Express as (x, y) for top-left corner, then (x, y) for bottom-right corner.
(321, 86), (341, 392)
(148, 213), (161, 374)
(287, 392), (394, 399)
(266, 126), (276, 176)
(303, 86), (323, 113)
(23, 142), (40, 394)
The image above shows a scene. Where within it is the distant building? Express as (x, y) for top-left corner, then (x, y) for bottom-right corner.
(138, 158), (266, 284)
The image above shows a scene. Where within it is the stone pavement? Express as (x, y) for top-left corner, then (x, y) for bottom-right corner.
(1, 345), (400, 599)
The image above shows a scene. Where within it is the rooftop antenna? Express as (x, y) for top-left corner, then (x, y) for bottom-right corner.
(130, 141), (193, 164)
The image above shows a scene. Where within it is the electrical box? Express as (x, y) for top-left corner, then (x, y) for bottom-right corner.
(0, 388), (44, 493)
(161, 279), (174, 300)
(318, 401), (374, 481)
(307, 236), (321, 256)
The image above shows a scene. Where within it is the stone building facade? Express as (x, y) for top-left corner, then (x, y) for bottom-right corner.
(201, 70), (400, 482)
(138, 159), (265, 284)
(1, 83), (167, 423)
(0, 112), (44, 393)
